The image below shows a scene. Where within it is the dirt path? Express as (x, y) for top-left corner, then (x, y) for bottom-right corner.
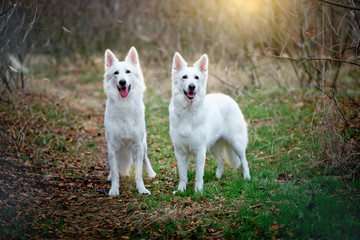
(0, 75), (161, 238)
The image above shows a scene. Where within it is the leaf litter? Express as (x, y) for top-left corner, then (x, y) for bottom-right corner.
(0, 82), (238, 239)
(2, 73), (359, 239)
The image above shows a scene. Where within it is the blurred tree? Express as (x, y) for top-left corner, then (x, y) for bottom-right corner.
(0, 0), (37, 102)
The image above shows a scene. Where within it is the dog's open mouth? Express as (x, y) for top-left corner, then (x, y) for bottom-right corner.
(183, 89), (195, 100)
(117, 84), (131, 98)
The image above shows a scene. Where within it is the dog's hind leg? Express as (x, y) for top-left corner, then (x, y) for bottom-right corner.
(227, 135), (250, 180)
(144, 155), (156, 179)
(143, 141), (156, 179)
(231, 143), (250, 180)
(210, 142), (225, 179)
(133, 145), (151, 195)
(108, 145), (120, 196)
(214, 151), (225, 179)
(239, 148), (250, 180)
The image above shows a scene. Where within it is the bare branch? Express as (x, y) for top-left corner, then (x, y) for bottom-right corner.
(209, 73), (242, 92)
(248, 54), (360, 67)
(0, 3), (15, 17)
(316, 0), (360, 11)
(313, 84), (347, 125)
(209, 73), (262, 104)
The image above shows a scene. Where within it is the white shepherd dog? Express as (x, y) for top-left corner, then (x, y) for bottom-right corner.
(103, 47), (156, 196)
(169, 52), (250, 193)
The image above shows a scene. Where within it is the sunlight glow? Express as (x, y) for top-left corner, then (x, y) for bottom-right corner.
(230, 0), (261, 14)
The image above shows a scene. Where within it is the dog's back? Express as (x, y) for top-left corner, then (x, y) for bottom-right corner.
(204, 93), (248, 146)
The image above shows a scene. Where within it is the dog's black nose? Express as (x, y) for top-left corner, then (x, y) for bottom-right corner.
(119, 79), (126, 86)
(188, 83), (195, 91)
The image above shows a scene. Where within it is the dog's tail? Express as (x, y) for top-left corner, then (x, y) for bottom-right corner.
(222, 142), (241, 169)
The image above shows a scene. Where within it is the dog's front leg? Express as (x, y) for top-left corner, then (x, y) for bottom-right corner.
(175, 149), (189, 192)
(133, 146), (151, 195)
(194, 148), (206, 193)
(108, 145), (120, 196)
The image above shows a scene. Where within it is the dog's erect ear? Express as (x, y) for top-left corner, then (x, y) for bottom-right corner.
(172, 52), (187, 73)
(194, 54), (208, 73)
(125, 46), (139, 66)
(105, 49), (117, 69)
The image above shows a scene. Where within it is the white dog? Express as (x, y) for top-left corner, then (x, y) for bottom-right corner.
(169, 52), (250, 193)
(103, 47), (156, 196)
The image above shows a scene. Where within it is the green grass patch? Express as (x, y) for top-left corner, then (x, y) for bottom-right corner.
(139, 88), (360, 239)
(1, 84), (359, 239)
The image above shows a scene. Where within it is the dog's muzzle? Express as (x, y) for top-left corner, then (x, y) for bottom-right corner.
(184, 83), (196, 100)
(183, 89), (195, 100)
(117, 84), (131, 98)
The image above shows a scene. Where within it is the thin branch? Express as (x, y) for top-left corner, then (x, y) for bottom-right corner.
(317, 0), (360, 11)
(210, 73), (242, 92)
(314, 83), (349, 169)
(352, 0), (360, 32)
(314, 84), (347, 124)
(275, 0), (299, 17)
(209, 73), (262, 103)
(0, 3), (16, 36)
(279, 34), (289, 56)
(0, 69), (12, 94)
(249, 54), (360, 67)
(19, 55), (24, 89)
(15, 5), (38, 59)
(0, 3), (15, 17)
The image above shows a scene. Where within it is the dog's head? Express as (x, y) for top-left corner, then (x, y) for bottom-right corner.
(103, 47), (144, 100)
(171, 52), (208, 102)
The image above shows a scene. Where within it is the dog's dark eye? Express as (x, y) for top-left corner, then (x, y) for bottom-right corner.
(194, 75), (199, 80)
(126, 70), (131, 74)
(114, 71), (119, 75)
(182, 75), (188, 79)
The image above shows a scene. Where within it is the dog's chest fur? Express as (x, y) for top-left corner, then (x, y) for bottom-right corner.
(169, 100), (207, 147)
(105, 98), (145, 146)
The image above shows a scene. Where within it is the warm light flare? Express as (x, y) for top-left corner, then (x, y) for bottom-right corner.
(230, 0), (262, 14)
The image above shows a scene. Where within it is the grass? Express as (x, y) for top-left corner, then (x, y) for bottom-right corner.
(0, 70), (359, 239)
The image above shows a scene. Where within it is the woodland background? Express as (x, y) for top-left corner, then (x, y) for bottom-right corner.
(0, 0), (359, 239)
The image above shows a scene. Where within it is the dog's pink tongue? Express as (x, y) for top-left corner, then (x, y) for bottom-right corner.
(187, 92), (195, 99)
(120, 87), (129, 98)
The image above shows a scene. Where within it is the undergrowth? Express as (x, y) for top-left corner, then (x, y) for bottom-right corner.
(0, 73), (359, 239)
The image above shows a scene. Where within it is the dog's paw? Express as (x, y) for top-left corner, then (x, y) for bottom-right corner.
(215, 170), (222, 179)
(194, 185), (203, 194)
(108, 187), (119, 196)
(195, 179), (204, 193)
(244, 174), (251, 180)
(138, 188), (151, 195)
(178, 183), (186, 192)
(147, 170), (157, 179)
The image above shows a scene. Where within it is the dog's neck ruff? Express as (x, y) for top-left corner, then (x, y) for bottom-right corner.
(172, 92), (205, 115)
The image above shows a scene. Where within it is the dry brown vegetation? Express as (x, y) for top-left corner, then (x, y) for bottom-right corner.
(1, 0), (360, 238)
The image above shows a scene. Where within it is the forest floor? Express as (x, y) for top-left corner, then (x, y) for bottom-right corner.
(1, 65), (360, 239)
